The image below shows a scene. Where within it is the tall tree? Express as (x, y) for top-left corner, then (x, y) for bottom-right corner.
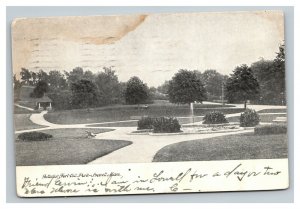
(95, 67), (122, 105)
(125, 76), (150, 105)
(31, 72), (37, 85)
(200, 69), (228, 101)
(251, 43), (286, 105)
(20, 68), (31, 85)
(48, 70), (68, 91)
(70, 79), (98, 109)
(157, 80), (170, 94)
(37, 70), (48, 82)
(226, 64), (260, 109)
(13, 74), (22, 101)
(66, 67), (84, 85)
(273, 43), (286, 105)
(30, 80), (49, 98)
(168, 69), (207, 105)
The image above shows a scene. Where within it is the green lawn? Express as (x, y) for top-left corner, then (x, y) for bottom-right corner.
(14, 114), (47, 131)
(153, 133), (288, 162)
(87, 117), (204, 128)
(14, 105), (38, 114)
(258, 109), (287, 113)
(15, 128), (132, 166)
(227, 113), (287, 123)
(45, 104), (244, 125)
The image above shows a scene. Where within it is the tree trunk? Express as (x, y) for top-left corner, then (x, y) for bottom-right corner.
(244, 100), (247, 109)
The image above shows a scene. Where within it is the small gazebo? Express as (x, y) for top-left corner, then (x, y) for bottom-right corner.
(35, 95), (52, 111)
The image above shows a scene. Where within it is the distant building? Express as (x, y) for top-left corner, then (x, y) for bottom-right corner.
(35, 95), (52, 111)
(17, 85), (53, 111)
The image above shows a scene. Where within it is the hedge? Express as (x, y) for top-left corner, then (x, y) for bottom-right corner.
(202, 111), (228, 124)
(254, 124), (287, 135)
(18, 131), (53, 141)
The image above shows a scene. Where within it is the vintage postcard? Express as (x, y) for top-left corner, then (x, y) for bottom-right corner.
(12, 11), (288, 197)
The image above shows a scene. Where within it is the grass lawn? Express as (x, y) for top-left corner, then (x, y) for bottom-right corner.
(14, 105), (38, 114)
(227, 113), (287, 123)
(14, 114), (47, 131)
(87, 117), (204, 128)
(15, 128), (132, 166)
(258, 109), (287, 113)
(153, 133), (288, 162)
(45, 104), (244, 125)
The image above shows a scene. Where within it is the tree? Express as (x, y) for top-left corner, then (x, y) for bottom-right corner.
(13, 74), (22, 101)
(273, 43), (286, 105)
(125, 76), (150, 105)
(31, 72), (37, 85)
(70, 79), (98, 109)
(251, 59), (276, 104)
(168, 69), (207, 105)
(30, 80), (49, 98)
(37, 70), (48, 82)
(200, 69), (228, 101)
(95, 67), (123, 105)
(157, 80), (170, 94)
(225, 64), (260, 109)
(66, 67), (84, 86)
(20, 68), (31, 85)
(251, 43), (286, 105)
(48, 70), (68, 91)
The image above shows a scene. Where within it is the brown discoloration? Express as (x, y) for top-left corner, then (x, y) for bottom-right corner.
(11, 14), (147, 75)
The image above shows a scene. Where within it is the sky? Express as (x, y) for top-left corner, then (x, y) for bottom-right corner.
(12, 11), (284, 87)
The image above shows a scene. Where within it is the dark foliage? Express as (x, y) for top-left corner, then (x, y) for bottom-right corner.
(240, 109), (260, 127)
(202, 111), (229, 124)
(48, 91), (72, 110)
(137, 117), (155, 130)
(70, 79), (99, 109)
(226, 64), (260, 108)
(254, 124), (287, 135)
(125, 76), (150, 105)
(18, 131), (53, 141)
(30, 80), (49, 98)
(153, 117), (181, 133)
(168, 69), (207, 104)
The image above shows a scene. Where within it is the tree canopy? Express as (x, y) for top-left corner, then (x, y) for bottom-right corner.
(225, 64), (260, 108)
(30, 80), (49, 98)
(70, 79), (98, 109)
(168, 69), (207, 104)
(251, 43), (285, 105)
(124, 76), (150, 105)
(200, 69), (228, 101)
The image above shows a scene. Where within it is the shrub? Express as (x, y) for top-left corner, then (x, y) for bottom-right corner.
(240, 109), (260, 127)
(137, 117), (155, 130)
(202, 111), (228, 124)
(153, 117), (181, 133)
(254, 124), (287, 135)
(18, 131), (53, 141)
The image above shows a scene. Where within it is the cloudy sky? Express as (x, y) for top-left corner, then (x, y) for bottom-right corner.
(12, 11), (284, 87)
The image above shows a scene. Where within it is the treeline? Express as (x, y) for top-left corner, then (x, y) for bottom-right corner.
(14, 67), (155, 110)
(14, 43), (285, 110)
(156, 43), (286, 106)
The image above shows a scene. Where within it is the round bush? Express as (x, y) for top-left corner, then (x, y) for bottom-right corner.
(18, 131), (53, 141)
(240, 109), (260, 127)
(202, 111), (228, 124)
(153, 117), (181, 133)
(137, 117), (154, 130)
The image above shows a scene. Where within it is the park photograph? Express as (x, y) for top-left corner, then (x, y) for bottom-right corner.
(12, 11), (288, 167)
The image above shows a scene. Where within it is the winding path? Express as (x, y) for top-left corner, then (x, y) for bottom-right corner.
(15, 103), (287, 164)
